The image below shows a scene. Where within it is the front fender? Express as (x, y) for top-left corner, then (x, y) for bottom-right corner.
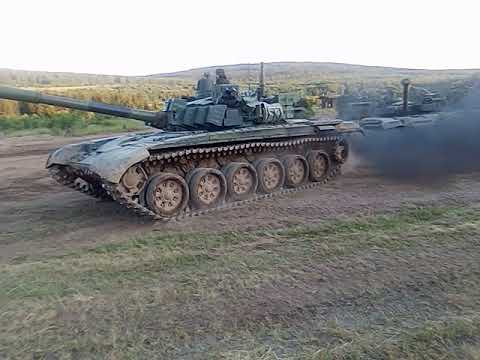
(80, 146), (150, 184)
(48, 145), (150, 184)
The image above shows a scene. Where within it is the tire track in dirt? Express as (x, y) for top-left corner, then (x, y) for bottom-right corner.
(1, 135), (480, 262)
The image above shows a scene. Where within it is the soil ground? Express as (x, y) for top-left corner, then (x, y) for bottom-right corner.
(1, 134), (480, 263)
(0, 134), (479, 359)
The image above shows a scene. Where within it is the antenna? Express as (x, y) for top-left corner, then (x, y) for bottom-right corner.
(247, 63), (251, 92)
(257, 62), (265, 100)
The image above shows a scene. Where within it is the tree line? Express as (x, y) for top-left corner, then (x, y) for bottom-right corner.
(0, 85), (193, 117)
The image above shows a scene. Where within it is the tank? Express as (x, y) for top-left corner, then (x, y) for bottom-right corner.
(341, 78), (480, 172)
(336, 78), (447, 125)
(0, 67), (359, 220)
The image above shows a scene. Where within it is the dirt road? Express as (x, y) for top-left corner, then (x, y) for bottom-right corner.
(0, 136), (480, 261)
(1, 134), (480, 262)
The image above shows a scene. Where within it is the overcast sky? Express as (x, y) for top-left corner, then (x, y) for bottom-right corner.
(2, 0), (478, 75)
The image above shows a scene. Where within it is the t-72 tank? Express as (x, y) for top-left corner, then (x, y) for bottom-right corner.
(0, 68), (358, 220)
(337, 78), (447, 125)
(340, 78), (480, 176)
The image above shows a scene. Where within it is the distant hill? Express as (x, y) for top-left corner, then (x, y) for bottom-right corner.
(1, 62), (479, 88)
(1, 61), (478, 120)
(0, 68), (141, 87)
(149, 62), (480, 85)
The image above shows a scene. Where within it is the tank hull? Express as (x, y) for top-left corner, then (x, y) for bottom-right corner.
(47, 119), (352, 220)
(47, 120), (345, 182)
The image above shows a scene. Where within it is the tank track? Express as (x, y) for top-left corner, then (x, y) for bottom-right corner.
(49, 135), (344, 221)
(49, 166), (111, 199)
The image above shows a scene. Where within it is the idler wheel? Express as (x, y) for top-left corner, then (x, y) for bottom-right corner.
(282, 155), (309, 187)
(334, 139), (349, 164)
(307, 151), (331, 182)
(121, 164), (148, 194)
(223, 162), (258, 200)
(188, 168), (227, 209)
(145, 173), (189, 218)
(254, 158), (285, 193)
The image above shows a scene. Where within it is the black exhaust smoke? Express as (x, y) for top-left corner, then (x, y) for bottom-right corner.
(351, 83), (480, 181)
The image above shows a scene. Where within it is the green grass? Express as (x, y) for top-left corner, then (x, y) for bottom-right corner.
(1, 206), (472, 301)
(217, 317), (480, 360)
(1, 205), (480, 359)
(0, 113), (146, 137)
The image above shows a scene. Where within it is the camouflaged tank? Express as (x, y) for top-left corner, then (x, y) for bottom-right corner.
(0, 68), (358, 220)
(337, 78), (447, 126)
(341, 78), (480, 165)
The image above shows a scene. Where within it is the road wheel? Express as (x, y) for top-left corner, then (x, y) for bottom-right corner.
(307, 151), (331, 182)
(334, 138), (349, 164)
(283, 155), (309, 187)
(145, 173), (189, 218)
(254, 158), (285, 193)
(223, 162), (258, 200)
(188, 168), (227, 209)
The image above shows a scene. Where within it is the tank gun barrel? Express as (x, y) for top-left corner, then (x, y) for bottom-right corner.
(0, 85), (164, 125)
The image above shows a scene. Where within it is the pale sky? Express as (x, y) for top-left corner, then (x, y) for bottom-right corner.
(1, 0), (479, 75)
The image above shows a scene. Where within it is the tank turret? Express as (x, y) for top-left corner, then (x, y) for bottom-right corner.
(0, 69), (291, 131)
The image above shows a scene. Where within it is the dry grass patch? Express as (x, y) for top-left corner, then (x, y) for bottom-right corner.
(1, 205), (479, 359)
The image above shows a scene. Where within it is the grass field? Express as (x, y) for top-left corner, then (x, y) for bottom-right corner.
(1, 204), (479, 359)
(0, 113), (146, 137)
